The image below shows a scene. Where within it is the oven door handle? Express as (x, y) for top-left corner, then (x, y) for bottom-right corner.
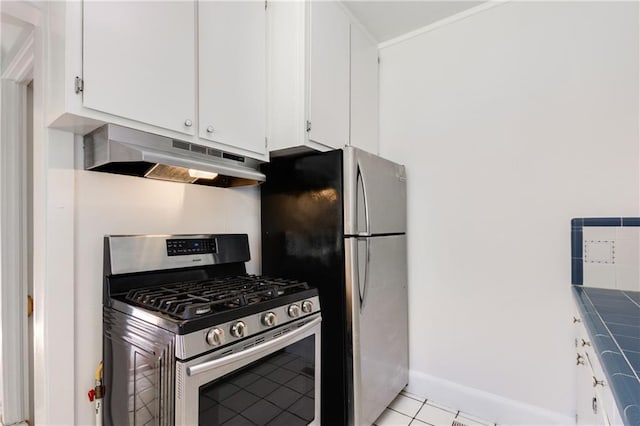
(186, 316), (321, 377)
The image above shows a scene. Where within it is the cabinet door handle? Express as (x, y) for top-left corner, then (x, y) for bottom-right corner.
(592, 397), (598, 414)
(184, 119), (193, 127)
(576, 354), (585, 365)
(206, 126), (214, 133)
(573, 316), (581, 323)
(592, 376), (605, 387)
(581, 338), (591, 347)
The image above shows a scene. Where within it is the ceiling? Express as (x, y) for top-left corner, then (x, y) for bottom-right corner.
(343, 1), (484, 43)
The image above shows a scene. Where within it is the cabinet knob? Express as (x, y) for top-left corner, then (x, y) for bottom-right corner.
(592, 397), (598, 414)
(573, 316), (581, 323)
(184, 119), (193, 127)
(581, 339), (591, 347)
(206, 125), (215, 133)
(592, 376), (605, 387)
(576, 354), (585, 365)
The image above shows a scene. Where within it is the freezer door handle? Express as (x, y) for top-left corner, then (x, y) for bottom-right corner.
(356, 164), (371, 236)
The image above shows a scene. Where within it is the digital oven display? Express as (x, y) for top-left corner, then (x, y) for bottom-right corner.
(166, 238), (217, 256)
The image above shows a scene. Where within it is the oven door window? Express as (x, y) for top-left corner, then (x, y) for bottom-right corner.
(198, 335), (315, 426)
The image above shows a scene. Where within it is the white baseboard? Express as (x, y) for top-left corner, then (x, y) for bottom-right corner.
(406, 370), (574, 425)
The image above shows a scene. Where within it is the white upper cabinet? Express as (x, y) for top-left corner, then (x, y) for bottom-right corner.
(350, 23), (379, 155)
(268, 0), (379, 156)
(48, 0), (374, 161)
(198, 1), (266, 156)
(307, 1), (350, 149)
(47, 1), (268, 161)
(83, 1), (196, 136)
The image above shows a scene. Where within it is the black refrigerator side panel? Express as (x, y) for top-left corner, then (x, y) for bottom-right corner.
(261, 150), (347, 426)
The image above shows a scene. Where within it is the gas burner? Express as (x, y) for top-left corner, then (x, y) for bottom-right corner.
(124, 275), (310, 320)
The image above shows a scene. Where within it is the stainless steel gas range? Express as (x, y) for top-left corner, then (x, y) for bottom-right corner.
(102, 234), (321, 426)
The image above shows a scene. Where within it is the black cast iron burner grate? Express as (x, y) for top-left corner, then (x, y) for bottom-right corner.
(124, 275), (309, 320)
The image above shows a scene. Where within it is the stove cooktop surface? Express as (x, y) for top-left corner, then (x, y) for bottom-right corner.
(104, 234), (319, 335)
(120, 275), (310, 320)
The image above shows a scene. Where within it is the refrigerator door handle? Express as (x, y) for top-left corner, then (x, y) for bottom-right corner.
(363, 238), (370, 309)
(356, 237), (370, 310)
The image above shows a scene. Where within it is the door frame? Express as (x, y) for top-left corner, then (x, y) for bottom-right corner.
(0, 11), (35, 426)
(1, 2), (76, 425)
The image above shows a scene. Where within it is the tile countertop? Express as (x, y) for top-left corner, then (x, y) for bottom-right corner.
(572, 286), (640, 425)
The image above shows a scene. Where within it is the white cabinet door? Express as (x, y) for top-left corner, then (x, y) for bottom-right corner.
(350, 24), (378, 155)
(574, 316), (615, 426)
(199, 1), (266, 156)
(576, 350), (605, 425)
(307, 1), (350, 149)
(83, 1), (196, 135)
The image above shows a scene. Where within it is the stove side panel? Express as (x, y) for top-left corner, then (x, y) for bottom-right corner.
(103, 308), (176, 426)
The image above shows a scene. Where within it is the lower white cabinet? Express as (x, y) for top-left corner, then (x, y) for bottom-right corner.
(573, 312), (621, 425)
(575, 348), (608, 425)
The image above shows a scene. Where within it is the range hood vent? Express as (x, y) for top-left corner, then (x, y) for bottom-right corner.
(84, 124), (266, 187)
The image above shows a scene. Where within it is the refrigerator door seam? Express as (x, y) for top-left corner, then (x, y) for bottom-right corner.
(344, 233), (405, 238)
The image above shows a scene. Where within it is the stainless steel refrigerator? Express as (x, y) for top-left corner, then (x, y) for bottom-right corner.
(261, 147), (408, 426)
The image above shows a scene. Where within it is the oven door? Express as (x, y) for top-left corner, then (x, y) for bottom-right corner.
(176, 315), (321, 426)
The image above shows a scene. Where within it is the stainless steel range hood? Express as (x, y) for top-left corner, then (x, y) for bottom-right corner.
(84, 124), (266, 187)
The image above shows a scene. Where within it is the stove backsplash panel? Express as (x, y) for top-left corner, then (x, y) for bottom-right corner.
(571, 217), (640, 291)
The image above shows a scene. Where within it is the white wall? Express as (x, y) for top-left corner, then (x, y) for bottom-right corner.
(379, 1), (639, 424)
(72, 138), (261, 424)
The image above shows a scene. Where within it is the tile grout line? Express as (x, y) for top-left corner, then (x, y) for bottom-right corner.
(413, 399), (426, 424)
(411, 398), (456, 426)
(385, 405), (413, 419)
(393, 393), (497, 426)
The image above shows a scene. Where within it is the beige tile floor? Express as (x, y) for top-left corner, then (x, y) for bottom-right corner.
(374, 389), (497, 426)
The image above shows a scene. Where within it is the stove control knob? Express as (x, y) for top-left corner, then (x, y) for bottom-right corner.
(288, 304), (301, 318)
(206, 328), (224, 346)
(230, 321), (247, 338)
(262, 312), (277, 327)
(301, 300), (313, 314)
